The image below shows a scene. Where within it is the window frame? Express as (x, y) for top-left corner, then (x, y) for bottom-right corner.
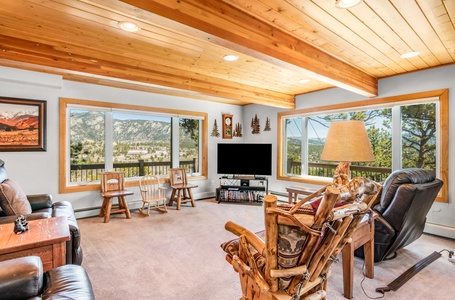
(277, 89), (449, 203)
(59, 98), (208, 193)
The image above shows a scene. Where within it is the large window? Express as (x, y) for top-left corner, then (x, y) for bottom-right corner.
(278, 90), (448, 202)
(60, 98), (208, 193)
(285, 109), (393, 181)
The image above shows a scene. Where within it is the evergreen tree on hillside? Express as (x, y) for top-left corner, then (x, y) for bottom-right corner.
(401, 103), (436, 169)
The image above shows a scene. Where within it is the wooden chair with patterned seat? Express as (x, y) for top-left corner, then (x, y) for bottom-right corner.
(138, 175), (168, 216)
(221, 177), (382, 300)
(168, 168), (198, 210)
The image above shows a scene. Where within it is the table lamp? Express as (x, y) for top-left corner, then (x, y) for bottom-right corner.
(321, 120), (374, 186)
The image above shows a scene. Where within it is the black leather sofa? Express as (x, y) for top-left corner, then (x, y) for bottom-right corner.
(355, 168), (443, 262)
(0, 162), (83, 265)
(0, 256), (94, 300)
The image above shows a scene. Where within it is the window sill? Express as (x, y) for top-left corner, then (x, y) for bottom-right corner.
(277, 174), (332, 186)
(59, 174), (207, 194)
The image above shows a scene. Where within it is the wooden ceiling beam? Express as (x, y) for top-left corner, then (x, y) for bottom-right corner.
(121, 0), (378, 97)
(0, 34), (294, 108)
(0, 58), (250, 106)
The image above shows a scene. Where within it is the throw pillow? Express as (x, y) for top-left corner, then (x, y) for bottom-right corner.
(0, 179), (32, 215)
(220, 230), (267, 271)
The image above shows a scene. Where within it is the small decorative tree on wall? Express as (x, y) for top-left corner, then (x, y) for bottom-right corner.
(210, 119), (220, 137)
(251, 114), (260, 134)
(264, 117), (271, 131)
(233, 122), (243, 137)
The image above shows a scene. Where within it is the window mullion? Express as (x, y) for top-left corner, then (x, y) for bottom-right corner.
(105, 111), (114, 170)
(302, 117), (309, 176)
(391, 106), (402, 171)
(171, 117), (180, 168)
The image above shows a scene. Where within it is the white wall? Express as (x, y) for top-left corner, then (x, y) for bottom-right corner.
(0, 66), (243, 217)
(255, 64), (455, 238)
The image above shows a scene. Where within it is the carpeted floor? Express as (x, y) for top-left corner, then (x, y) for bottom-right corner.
(78, 198), (455, 300)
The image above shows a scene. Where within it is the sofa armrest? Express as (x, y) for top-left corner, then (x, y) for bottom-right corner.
(27, 193), (53, 211)
(0, 256), (44, 300)
(0, 212), (51, 224)
(374, 213), (396, 240)
(53, 201), (83, 265)
(43, 264), (95, 299)
(53, 201), (81, 242)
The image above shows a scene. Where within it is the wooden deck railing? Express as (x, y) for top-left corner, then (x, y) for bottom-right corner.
(72, 159), (390, 183)
(287, 160), (392, 182)
(70, 158), (198, 182)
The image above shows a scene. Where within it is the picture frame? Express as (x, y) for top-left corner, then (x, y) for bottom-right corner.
(222, 114), (233, 139)
(0, 97), (46, 151)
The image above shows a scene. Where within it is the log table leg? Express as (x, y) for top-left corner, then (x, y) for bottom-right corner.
(342, 240), (355, 299)
(342, 214), (376, 299)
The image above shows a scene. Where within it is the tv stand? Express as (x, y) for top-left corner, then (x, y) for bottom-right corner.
(216, 176), (268, 204)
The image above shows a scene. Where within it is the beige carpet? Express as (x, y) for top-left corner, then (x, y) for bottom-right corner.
(78, 199), (455, 300)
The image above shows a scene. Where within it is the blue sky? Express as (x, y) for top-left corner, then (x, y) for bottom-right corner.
(286, 117), (330, 140)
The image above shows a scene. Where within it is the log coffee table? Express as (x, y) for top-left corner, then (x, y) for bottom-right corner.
(0, 216), (70, 271)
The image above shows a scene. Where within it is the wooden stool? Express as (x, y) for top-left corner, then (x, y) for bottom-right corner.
(99, 171), (133, 223)
(168, 168), (198, 210)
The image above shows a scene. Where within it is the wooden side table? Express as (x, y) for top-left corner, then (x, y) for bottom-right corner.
(0, 216), (70, 271)
(342, 213), (377, 299)
(286, 185), (376, 299)
(286, 186), (314, 204)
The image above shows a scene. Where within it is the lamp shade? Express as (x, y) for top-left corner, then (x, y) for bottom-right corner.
(321, 120), (374, 162)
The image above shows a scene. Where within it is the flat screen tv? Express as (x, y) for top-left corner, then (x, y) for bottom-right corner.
(217, 143), (272, 176)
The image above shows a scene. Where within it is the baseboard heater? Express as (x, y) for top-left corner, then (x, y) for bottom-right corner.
(74, 196), (214, 217)
(376, 251), (442, 294)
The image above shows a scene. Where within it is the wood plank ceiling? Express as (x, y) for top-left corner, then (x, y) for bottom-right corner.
(0, 0), (454, 108)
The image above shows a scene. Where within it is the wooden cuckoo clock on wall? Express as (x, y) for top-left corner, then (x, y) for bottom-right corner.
(222, 114), (233, 139)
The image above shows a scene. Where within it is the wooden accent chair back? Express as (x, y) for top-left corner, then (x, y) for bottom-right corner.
(168, 168), (198, 210)
(138, 175), (168, 216)
(100, 171), (125, 193)
(222, 177), (382, 300)
(99, 171), (133, 223)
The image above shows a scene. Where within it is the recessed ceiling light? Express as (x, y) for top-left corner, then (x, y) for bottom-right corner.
(400, 51), (420, 58)
(298, 79), (310, 84)
(223, 55), (239, 62)
(118, 21), (139, 32)
(335, 0), (363, 9)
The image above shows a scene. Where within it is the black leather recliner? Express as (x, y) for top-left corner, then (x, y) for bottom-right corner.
(0, 162), (83, 265)
(355, 168), (443, 262)
(0, 256), (94, 300)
